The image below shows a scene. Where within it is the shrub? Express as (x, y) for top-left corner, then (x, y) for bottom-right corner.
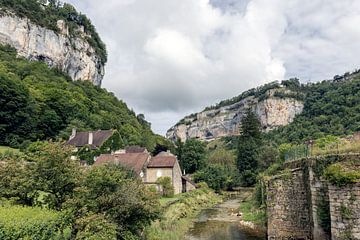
(0, 205), (70, 239)
(75, 214), (117, 240)
(324, 162), (360, 187)
(156, 177), (174, 197)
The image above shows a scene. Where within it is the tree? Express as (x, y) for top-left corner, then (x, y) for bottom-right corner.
(68, 164), (161, 239)
(25, 141), (80, 209)
(156, 177), (174, 197)
(179, 138), (206, 174)
(193, 164), (238, 192)
(208, 147), (236, 166)
(237, 109), (262, 186)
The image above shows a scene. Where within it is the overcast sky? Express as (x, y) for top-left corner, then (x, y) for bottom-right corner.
(66, 0), (360, 135)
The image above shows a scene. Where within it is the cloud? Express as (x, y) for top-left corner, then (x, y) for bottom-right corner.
(66, 0), (360, 134)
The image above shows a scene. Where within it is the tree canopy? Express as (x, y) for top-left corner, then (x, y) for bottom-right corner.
(0, 45), (167, 152)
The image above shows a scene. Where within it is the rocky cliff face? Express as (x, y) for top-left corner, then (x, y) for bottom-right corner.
(166, 89), (304, 142)
(0, 14), (104, 85)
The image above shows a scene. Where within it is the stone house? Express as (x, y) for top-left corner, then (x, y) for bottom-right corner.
(95, 148), (196, 194)
(146, 151), (183, 194)
(94, 148), (151, 181)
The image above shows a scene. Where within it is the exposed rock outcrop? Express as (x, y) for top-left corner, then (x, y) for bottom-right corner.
(166, 88), (304, 142)
(0, 14), (104, 85)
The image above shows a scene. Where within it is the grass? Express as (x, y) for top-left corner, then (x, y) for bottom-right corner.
(159, 196), (179, 207)
(0, 146), (19, 154)
(239, 198), (266, 226)
(324, 161), (360, 186)
(312, 139), (360, 156)
(145, 187), (222, 240)
(0, 204), (71, 239)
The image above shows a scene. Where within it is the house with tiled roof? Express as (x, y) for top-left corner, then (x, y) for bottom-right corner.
(95, 149), (196, 194)
(67, 129), (115, 150)
(94, 150), (151, 181)
(66, 129), (123, 164)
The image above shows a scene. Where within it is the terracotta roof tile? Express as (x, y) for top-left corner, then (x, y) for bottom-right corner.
(125, 146), (147, 153)
(94, 152), (150, 174)
(148, 152), (177, 168)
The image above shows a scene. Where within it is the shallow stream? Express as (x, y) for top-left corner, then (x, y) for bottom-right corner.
(186, 196), (265, 240)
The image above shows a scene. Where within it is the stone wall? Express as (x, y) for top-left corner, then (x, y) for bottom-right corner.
(309, 168), (331, 240)
(267, 168), (313, 239)
(266, 155), (360, 240)
(329, 183), (360, 240)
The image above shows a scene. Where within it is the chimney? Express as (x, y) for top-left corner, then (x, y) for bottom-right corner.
(88, 132), (93, 145)
(70, 128), (76, 140)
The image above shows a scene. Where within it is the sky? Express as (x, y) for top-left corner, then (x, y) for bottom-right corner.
(66, 0), (360, 135)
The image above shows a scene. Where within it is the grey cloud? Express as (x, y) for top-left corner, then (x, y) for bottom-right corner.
(66, 0), (360, 134)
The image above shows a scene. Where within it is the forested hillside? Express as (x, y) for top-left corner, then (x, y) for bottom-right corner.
(0, 45), (166, 151)
(267, 74), (360, 143)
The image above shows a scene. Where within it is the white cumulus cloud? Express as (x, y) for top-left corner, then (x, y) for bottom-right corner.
(66, 0), (360, 134)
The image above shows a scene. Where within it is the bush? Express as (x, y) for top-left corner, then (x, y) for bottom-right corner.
(75, 214), (117, 240)
(324, 162), (360, 187)
(0, 205), (70, 239)
(68, 164), (161, 238)
(156, 177), (174, 197)
(193, 164), (239, 191)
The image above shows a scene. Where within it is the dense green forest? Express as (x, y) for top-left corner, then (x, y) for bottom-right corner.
(0, 0), (107, 64)
(0, 44), (168, 151)
(267, 76), (360, 144)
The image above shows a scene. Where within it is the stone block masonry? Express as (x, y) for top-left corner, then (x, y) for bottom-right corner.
(267, 168), (312, 239)
(266, 155), (360, 240)
(329, 184), (360, 240)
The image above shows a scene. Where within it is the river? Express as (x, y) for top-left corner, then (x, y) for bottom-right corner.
(186, 196), (265, 240)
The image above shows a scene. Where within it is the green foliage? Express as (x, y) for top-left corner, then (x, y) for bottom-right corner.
(267, 76), (360, 143)
(0, 45), (161, 150)
(0, 0), (107, 64)
(156, 177), (175, 198)
(340, 204), (353, 219)
(178, 138), (206, 174)
(193, 164), (239, 191)
(237, 109), (262, 186)
(207, 147), (236, 166)
(75, 214), (117, 240)
(0, 205), (71, 240)
(324, 162), (360, 187)
(203, 81), (282, 111)
(68, 164), (161, 239)
(239, 197), (266, 226)
(316, 193), (331, 234)
(144, 188), (222, 240)
(25, 141), (80, 209)
(0, 142), (80, 208)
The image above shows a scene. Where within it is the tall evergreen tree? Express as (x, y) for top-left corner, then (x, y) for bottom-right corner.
(237, 109), (262, 186)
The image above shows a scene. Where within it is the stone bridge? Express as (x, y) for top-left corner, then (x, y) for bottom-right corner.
(266, 154), (360, 240)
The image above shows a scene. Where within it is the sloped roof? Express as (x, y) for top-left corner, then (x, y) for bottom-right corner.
(94, 152), (150, 174)
(126, 146), (147, 153)
(67, 130), (113, 148)
(182, 175), (197, 187)
(147, 152), (177, 168)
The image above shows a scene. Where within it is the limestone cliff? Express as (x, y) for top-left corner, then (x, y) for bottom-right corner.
(167, 88), (304, 142)
(0, 14), (104, 85)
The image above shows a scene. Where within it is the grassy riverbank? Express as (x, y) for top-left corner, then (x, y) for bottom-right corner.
(144, 187), (222, 240)
(239, 198), (266, 226)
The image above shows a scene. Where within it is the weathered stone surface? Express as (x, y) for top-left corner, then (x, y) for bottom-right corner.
(0, 14), (104, 85)
(329, 183), (360, 240)
(166, 89), (304, 142)
(267, 155), (360, 240)
(267, 169), (313, 240)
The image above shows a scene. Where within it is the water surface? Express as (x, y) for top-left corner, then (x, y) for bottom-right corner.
(186, 197), (265, 240)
